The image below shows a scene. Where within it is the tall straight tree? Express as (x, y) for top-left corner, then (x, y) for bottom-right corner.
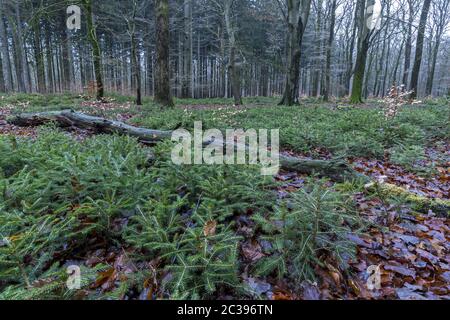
(0, 48), (4, 92)
(82, 0), (104, 100)
(324, 0), (338, 102)
(127, 0), (142, 105)
(401, 0), (417, 88)
(10, 2), (27, 92)
(154, 0), (174, 107)
(425, 0), (449, 96)
(279, 0), (312, 106)
(350, 0), (376, 104)
(31, 0), (46, 93)
(409, 0), (431, 99)
(224, 0), (242, 106)
(181, 0), (193, 98)
(0, 5), (12, 92)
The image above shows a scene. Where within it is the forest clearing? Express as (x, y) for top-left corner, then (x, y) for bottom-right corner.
(0, 0), (449, 302)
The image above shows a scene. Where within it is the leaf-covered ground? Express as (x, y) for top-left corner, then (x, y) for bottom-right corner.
(0, 93), (448, 300)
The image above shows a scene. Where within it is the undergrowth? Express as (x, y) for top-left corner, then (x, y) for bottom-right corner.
(252, 181), (362, 284)
(0, 130), (276, 299)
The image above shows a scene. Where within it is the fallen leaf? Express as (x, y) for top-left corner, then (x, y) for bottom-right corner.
(203, 220), (217, 237)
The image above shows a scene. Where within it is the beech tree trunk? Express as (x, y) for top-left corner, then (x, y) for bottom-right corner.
(129, 0), (142, 106)
(350, 0), (375, 104)
(409, 0), (432, 99)
(425, 39), (440, 96)
(324, 0), (337, 102)
(279, 0), (312, 106)
(224, 0), (242, 106)
(402, 0), (415, 88)
(11, 3), (27, 92)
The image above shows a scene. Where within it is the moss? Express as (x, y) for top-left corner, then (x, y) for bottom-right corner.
(378, 183), (450, 216)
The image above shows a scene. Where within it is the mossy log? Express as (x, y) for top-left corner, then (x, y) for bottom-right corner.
(366, 182), (450, 216)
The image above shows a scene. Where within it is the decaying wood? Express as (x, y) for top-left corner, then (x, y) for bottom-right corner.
(8, 110), (172, 143)
(8, 110), (365, 182)
(7, 110), (450, 215)
(365, 182), (450, 216)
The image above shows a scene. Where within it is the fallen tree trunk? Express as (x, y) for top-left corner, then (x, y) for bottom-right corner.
(365, 182), (450, 217)
(280, 155), (369, 183)
(8, 110), (173, 143)
(8, 110), (365, 182)
(7, 110), (450, 215)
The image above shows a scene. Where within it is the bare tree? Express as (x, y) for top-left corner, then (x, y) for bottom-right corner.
(350, 0), (377, 103)
(324, 0), (338, 101)
(279, 0), (312, 106)
(409, 0), (432, 99)
(425, 0), (450, 96)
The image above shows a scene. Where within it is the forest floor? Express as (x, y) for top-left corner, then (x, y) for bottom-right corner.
(0, 93), (449, 300)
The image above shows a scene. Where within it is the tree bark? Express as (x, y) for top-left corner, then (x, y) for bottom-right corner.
(0, 48), (4, 92)
(324, 0), (337, 102)
(409, 0), (432, 99)
(181, 0), (193, 98)
(154, 0), (174, 107)
(425, 38), (440, 96)
(128, 0), (142, 106)
(350, 0), (375, 104)
(279, 0), (312, 106)
(0, 5), (12, 92)
(224, 0), (242, 106)
(402, 0), (415, 88)
(82, 0), (104, 100)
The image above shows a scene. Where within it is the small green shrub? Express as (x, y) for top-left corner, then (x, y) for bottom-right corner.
(252, 181), (362, 283)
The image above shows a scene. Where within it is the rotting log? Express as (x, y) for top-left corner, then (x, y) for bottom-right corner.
(365, 182), (450, 217)
(8, 110), (365, 182)
(7, 110), (450, 216)
(8, 110), (172, 144)
(280, 155), (370, 183)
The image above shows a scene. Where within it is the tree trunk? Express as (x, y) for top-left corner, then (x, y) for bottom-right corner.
(181, 0), (193, 98)
(402, 0), (414, 88)
(343, 1), (359, 97)
(224, 0), (242, 106)
(425, 42), (437, 96)
(154, 0), (174, 107)
(350, 0), (374, 104)
(83, 0), (104, 100)
(129, 1), (142, 106)
(10, 3), (26, 92)
(409, 0), (431, 99)
(0, 6), (12, 92)
(279, 0), (312, 106)
(32, 1), (46, 93)
(324, 0), (337, 102)
(0, 49), (4, 92)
